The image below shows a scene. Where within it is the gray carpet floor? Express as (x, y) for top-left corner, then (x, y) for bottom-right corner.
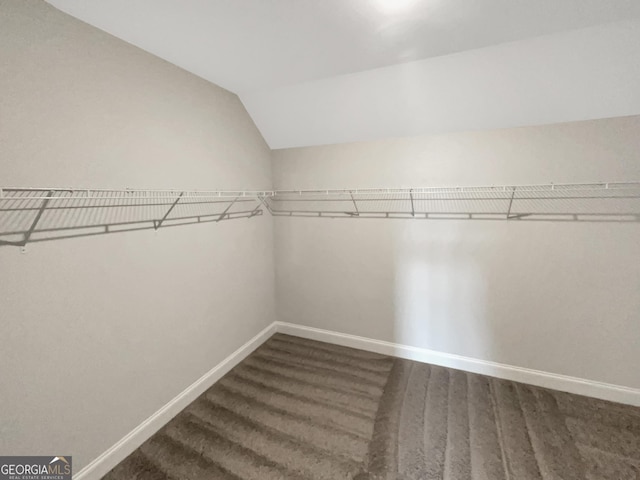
(104, 334), (640, 480)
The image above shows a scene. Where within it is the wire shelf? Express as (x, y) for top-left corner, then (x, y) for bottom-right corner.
(1, 182), (639, 248)
(0, 187), (271, 247)
(266, 182), (640, 222)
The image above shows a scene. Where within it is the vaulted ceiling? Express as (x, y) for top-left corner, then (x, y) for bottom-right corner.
(47, 0), (640, 148)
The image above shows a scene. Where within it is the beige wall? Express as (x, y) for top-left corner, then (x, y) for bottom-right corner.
(0, 0), (275, 470)
(273, 116), (640, 389)
(2, 0), (640, 472)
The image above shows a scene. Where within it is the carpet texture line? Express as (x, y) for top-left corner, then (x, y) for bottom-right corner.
(103, 333), (640, 480)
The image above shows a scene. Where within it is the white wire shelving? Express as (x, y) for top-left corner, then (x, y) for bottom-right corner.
(0, 187), (272, 247)
(1, 182), (639, 248)
(265, 182), (640, 222)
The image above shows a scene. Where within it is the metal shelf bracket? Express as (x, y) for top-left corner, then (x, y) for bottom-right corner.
(154, 192), (184, 230)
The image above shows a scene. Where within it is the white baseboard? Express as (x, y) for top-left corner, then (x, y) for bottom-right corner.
(76, 320), (640, 479)
(276, 321), (640, 408)
(74, 322), (277, 480)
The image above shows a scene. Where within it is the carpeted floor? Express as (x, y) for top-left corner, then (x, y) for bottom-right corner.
(104, 334), (640, 480)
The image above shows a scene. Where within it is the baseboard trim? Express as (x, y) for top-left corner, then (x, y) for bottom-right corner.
(74, 322), (277, 480)
(76, 320), (640, 479)
(276, 322), (640, 407)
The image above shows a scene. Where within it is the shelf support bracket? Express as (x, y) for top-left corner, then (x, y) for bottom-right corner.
(256, 194), (273, 214)
(216, 196), (239, 222)
(248, 196), (263, 217)
(409, 189), (415, 217)
(18, 190), (54, 247)
(0, 239), (23, 247)
(508, 213), (531, 220)
(155, 192), (184, 230)
(349, 191), (360, 217)
(506, 187), (517, 219)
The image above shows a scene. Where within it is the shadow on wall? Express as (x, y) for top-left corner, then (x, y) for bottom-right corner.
(388, 217), (640, 381)
(392, 221), (491, 357)
(0, 189), (265, 248)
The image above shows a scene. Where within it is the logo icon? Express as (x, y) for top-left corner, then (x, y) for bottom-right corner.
(0, 456), (72, 480)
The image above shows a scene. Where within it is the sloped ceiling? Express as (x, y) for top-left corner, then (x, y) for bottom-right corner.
(242, 20), (640, 148)
(47, 0), (640, 148)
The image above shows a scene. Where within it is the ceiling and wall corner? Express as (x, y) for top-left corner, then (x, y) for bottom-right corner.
(242, 19), (640, 148)
(43, 0), (640, 146)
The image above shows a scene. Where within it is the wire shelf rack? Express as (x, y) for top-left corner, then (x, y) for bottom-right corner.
(0, 187), (272, 248)
(266, 182), (640, 222)
(1, 182), (639, 248)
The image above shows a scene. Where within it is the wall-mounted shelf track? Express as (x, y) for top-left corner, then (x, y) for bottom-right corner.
(266, 182), (640, 222)
(1, 182), (639, 248)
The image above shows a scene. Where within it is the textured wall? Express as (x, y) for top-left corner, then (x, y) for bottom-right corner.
(273, 116), (640, 389)
(0, 0), (275, 470)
